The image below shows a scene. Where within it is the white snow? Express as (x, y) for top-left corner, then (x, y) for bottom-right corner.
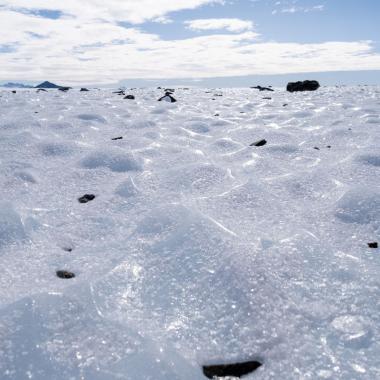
(0, 86), (379, 379)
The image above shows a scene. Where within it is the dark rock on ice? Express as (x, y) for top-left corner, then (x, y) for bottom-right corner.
(263, 97), (272, 100)
(80, 88), (89, 92)
(78, 194), (96, 203)
(203, 360), (262, 379)
(165, 88), (175, 93)
(326, 145), (331, 149)
(251, 85), (274, 92)
(12, 90), (16, 93)
(158, 92), (177, 103)
(124, 95), (135, 100)
(283, 103), (288, 107)
(56, 270), (76, 279)
(111, 136), (123, 140)
(113, 90), (125, 95)
(287, 80), (320, 92)
(58, 87), (71, 92)
(37, 88), (47, 92)
(314, 147), (320, 150)
(250, 139), (267, 147)
(368, 242), (378, 248)
(63, 247), (73, 252)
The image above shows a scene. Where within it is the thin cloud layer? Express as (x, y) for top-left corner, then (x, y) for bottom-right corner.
(185, 18), (255, 32)
(0, 0), (380, 84)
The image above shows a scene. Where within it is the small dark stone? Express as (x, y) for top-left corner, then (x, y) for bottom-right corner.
(250, 139), (267, 147)
(78, 194), (96, 203)
(368, 242), (378, 249)
(262, 97), (272, 100)
(113, 90), (125, 95)
(314, 147), (320, 150)
(251, 85), (274, 92)
(203, 361), (262, 379)
(63, 247), (73, 252)
(326, 145), (331, 149)
(37, 88), (47, 92)
(58, 87), (70, 92)
(56, 270), (75, 279)
(124, 95), (135, 100)
(283, 103), (288, 107)
(34, 111), (39, 114)
(12, 90), (16, 93)
(214, 113), (220, 116)
(158, 92), (177, 103)
(80, 88), (89, 92)
(112, 136), (123, 140)
(165, 88), (175, 93)
(287, 80), (320, 92)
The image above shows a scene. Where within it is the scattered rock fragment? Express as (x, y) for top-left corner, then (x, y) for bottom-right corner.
(263, 97), (272, 100)
(214, 113), (220, 116)
(250, 139), (267, 147)
(58, 87), (71, 92)
(158, 92), (177, 103)
(63, 247), (73, 252)
(165, 88), (175, 93)
(12, 90), (16, 94)
(113, 90), (125, 95)
(78, 194), (96, 203)
(80, 88), (89, 92)
(326, 145), (331, 149)
(37, 88), (47, 93)
(368, 242), (378, 248)
(56, 270), (76, 279)
(111, 136), (123, 140)
(124, 95), (135, 100)
(314, 147), (320, 150)
(203, 361), (262, 379)
(283, 103), (288, 107)
(287, 80), (320, 92)
(251, 85), (274, 92)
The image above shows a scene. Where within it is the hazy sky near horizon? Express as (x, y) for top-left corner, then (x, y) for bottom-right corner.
(0, 0), (379, 85)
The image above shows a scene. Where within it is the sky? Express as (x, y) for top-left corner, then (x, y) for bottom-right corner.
(0, 0), (379, 86)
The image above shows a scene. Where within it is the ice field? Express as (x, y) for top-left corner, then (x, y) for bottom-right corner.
(0, 86), (379, 379)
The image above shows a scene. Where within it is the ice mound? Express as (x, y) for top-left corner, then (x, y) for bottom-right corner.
(115, 178), (140, 198)
(80, 149), (143, 172)
(335, 188), (380, 226)
(38, 141), (77, 157)
(77, 113), (107, 123)
(0, 202), (26, 249)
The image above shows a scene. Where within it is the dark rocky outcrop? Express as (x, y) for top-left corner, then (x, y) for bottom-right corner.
(58, 87), (71, 92)
(158, 92), (177, 103)
(287, 80), (320, 92)
(80, 88), (89, 92)
(124, 95), (135, 100)
(251, 85), (274, 92)
(111, 136), (123, 140)
(56, 270), (76, 279)
(250, 139), (267, 147)
(37, 88), (47, 92)
(203, 361), (262, 379)
(78, 194), (96, 203)
(368, 242), (378, 248)
(35, 81), (61, 89)
(113, 90), (125, 95)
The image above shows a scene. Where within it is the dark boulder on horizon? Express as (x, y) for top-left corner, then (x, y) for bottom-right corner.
(287, 80), (320, 92)
(158, 92), (177, 103)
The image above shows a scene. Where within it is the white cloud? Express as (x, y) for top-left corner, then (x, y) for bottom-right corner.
(0, 1), (379, 85)
(185, 18), (255, 33)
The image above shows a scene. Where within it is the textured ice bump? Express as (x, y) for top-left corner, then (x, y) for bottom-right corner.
(0, 202), (26, 248)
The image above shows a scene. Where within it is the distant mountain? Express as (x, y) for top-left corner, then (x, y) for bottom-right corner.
(35, 81), (61, 89)
(1, 82), (34, 88)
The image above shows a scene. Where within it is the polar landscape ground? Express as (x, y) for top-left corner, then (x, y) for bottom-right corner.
(0, 86), (379, 379)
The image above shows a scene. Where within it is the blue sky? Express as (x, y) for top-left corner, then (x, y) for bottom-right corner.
(0, 0), (379, 86)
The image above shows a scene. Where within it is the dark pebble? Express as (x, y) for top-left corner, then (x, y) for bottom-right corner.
(262, 97), (272, 100)
(112, 136), (123, 140)
(63, 247), (73, 252)
(326, 145), (331, 148)
(283, 103), (288, 107)
(78, 194), (96, 203)
(314, 147), (320, 150)
(124, 95), (135, 100)
(250, 139), (267, 147)
(368, 242), (378, 249)
(203, 361), (262, 379)
(56, 270), (76, 279)
(214, 113), (220, 116)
